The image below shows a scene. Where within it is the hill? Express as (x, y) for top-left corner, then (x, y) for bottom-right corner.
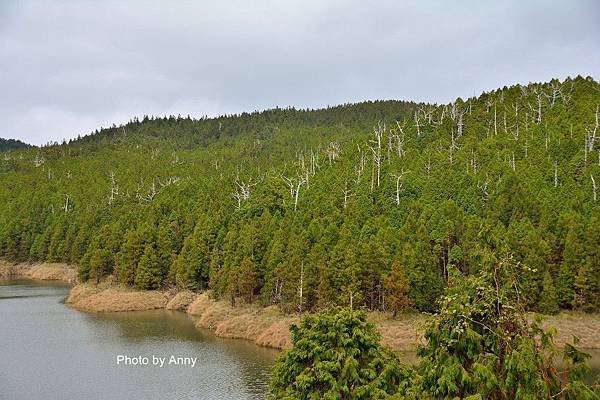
(0, 76), (599, 314)
(0, 138), (31, 152)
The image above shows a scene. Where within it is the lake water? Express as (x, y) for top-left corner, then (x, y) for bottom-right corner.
(0, 279), (278, 400)
(2, 279), (598, 399)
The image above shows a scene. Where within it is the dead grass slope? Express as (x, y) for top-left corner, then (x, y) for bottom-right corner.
(0, 261), (76, 283)
(67, 284), (171, 312)
(187, 293), (298, 349)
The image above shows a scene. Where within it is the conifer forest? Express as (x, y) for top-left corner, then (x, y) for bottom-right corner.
(1, 76), (599, 317)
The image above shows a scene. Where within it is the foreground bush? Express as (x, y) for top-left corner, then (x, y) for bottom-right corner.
(269, 309), (410, 399)
(270, 258), (600, 399)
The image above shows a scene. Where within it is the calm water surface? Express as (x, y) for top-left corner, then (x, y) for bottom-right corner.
(2, 280), (598, 399)
(0, 279), (277, 400)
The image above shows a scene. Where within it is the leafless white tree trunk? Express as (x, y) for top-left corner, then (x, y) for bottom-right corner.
(232, 178), (260, 209)
(586, 105), (599, 152)
(108, 171), (119, 205)
(282, 174), (306, 212)
(63, 195), (70, 212)
(342, 180), (354, 209)
(393, 169), (407, 205)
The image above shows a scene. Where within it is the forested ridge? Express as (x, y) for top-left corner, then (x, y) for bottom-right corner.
(0, 138), (31, 152)
(1, 76), (599, 314)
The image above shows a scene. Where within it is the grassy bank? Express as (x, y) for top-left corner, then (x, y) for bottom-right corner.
(63, 281), (600, 352)
(0, 261), (77, 283)
(3, 261), (599, 352)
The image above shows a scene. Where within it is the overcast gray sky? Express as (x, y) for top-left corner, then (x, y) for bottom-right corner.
(1, 1), (598, 145)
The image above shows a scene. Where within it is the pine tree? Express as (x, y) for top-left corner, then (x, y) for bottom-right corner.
(269, 309), (406, 399)
(538, 271), (560, 314)
(556, 220), (584, 308)
(383, 260), (412, 317)
(135, 244), (162, 290)
(238, 256), (257, 303)
(117, 229), (144, 286)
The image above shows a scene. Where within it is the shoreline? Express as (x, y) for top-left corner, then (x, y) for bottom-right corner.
(0, 261), (77, 283)
(2, 261), (600, 351)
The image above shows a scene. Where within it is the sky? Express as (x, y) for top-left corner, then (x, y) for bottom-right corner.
(1, 1), (599, 145)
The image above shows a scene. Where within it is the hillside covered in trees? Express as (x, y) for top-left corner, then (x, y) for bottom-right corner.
(0, 138), (31, 152)
(0, 76), (599, 314)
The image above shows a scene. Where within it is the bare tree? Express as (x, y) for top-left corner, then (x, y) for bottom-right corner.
(282, 173), (306, 212)
(456, 108), (466, 137)
(392, 121), (406, 158)
(494, 105), (498, 136)
(477, 178), (490, 202)
(509, 152), (516, 171)
(414, 111), (421, 138)
(592, 174), (597, 202)
(143, 181), (158, 202)
(354, 146), (366, 184)
(585, 105), (599, 152)
(325, 142), (341, 165)
(298, 262), (304, 313)
(392, 169), (408, 205)
(34, 153), (44, 167)
(232, 178), (260, 209)
(341, 180), (354, 209)
(367, 123), (384, 189)
(63, 194), (70, 212)
(426, 153), (432, 177)
(534, 90), (544, 123)
(108, 171), (119, 205)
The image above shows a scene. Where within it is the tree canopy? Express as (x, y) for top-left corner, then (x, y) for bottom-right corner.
(1, 76), (599, 314)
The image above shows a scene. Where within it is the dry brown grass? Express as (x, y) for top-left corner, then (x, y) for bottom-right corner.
(0, 261), (30, 278)
(0, 261), (76, 283)
(25, 263), (77, 283)
(166, 290), (198, 311)
(187, 294), (297, 349)
(370, 312), (429, 352)
(67, 284), (171, 312)
(538, 312), (600, 349)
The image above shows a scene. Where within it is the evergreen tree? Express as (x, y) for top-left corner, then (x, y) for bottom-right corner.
(238, 256), (257, 303)
(135, 244), (162, 290)
(269, 309), (407, 399)
(538, 271), (560, 314)
(383, 260), (412, 317)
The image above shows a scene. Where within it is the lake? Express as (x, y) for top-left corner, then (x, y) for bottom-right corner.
(2, 279), (598, 399)
(0, 279), (278, 400)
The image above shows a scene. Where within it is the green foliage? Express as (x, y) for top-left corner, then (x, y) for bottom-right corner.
(383, 260), (412, 316)
(0, 137), (31, 152)
(414, 258), (598, 399)
(270, 260), (599, 399)
(0, 77), (599, 314)
(269, 309), (408, 399)
(539, 271), (560, 314)
(135, 244), (162, 290)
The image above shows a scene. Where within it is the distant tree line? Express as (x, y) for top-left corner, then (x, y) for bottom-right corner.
(0, 137), (32, 152)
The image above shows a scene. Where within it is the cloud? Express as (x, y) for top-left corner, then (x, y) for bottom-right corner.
(1, 0), (598, 145)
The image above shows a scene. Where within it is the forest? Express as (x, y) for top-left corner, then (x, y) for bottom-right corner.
(0, 76), (599, 315)
(0, 138), (31, 152)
